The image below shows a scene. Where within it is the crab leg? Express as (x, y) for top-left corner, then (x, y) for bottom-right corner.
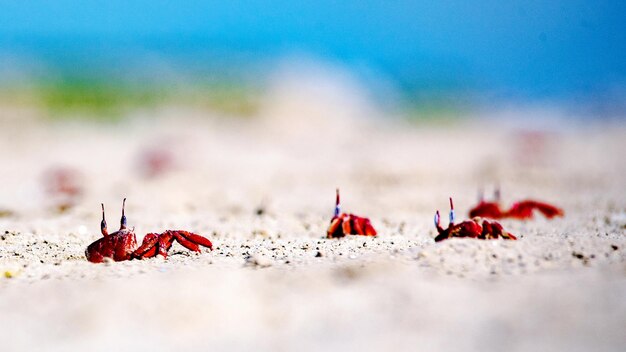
(351, 217), (376, 236)
(362, 219), (377, 236)
(507, 201), (564, 219)
(341, 215), (352, 235)
(157, 232), (175, 257)
(171, 231), (201, 252)
(140, 246), (158, 258)
(132, 230), (212, 259)
(530, 201), (564, 218)
(492, 221), (517, 240)
(132, 233), (160, 259)
(327, 217), (342, 238)
(177, 231), (213, 250)
(352, 217), (365, 236)
(481, 220), (517, 240)
(480, 220), (494, 239)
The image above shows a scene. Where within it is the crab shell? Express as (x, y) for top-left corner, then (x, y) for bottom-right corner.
(85, 228), (137, 263)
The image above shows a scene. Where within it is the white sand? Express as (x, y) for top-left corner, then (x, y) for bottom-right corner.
(0, 109), (624, 351)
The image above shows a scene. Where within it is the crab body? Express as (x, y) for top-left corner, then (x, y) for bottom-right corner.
(327, 189), (377, 238)
(86, 228), (137, 262)
(328, 213), (377, 238)
(469, 188), (563, 220)
(434, 198), (516, 242)
(85, 199), (212, 263)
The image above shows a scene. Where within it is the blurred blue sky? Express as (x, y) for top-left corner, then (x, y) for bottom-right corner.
(1, 1), (625, 100)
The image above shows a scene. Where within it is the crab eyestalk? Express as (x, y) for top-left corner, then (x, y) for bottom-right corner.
(449, 197), (455, 225)
(494, 185), (501, 202)
(120, 198), (127, 230)
(434, 210), (444, 233)
(100, 203), (108, 236)
(478, 187), (484, 202)
(334, 188), (341, 217)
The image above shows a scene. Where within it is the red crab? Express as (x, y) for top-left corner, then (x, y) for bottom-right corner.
(43, 167), (83, 198)
(42, 166), (84, 212)
(469, 187), (564, 220)
(85, 199), (213, 263)
(434, 198), (517, 242)
(327, 189), (377, 238)
(137, 146), (175, 179)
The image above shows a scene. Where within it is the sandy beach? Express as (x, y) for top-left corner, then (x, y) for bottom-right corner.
(0, 106), (624, 351)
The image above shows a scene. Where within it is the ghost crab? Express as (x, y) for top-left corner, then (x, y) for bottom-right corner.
(85, 199), (213, 263)
(327, 189), (377, 238)
(469, 186), (564, 220)
(434, 198), (516, 242)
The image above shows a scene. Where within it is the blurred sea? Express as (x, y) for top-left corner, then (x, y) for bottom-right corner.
(1, 1), (624, 119)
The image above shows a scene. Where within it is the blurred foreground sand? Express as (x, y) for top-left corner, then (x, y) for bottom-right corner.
(0, 108), (624, 351)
